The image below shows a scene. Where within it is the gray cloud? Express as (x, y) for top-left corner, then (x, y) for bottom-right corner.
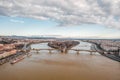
(0, 0), (120, 28)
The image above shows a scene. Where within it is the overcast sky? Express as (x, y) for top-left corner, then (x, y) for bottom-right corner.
(0, 0), (120, 38)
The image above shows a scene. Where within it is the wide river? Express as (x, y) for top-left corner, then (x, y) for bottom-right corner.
(0, 41), (120, 80)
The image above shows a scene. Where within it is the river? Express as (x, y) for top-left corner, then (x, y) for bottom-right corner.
(0, 41), (120, 80)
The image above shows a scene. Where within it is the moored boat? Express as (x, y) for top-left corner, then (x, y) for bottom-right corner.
(10, 56), (25, 64)
(27, 53), (32, 57)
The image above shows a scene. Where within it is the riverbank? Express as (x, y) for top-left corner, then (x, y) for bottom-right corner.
(83, 40), (120, 62)
(92, 43), (120, 62)
(0, 36), (50, 65)
(0, 38), (32, 65)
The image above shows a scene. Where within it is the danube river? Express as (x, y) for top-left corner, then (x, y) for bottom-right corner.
(0, 41), (120, 80)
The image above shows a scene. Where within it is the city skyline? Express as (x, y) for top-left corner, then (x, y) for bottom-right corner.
(0, 0), (120, 39)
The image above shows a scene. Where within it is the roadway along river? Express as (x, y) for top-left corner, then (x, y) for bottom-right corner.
(0, 41), (120, 80)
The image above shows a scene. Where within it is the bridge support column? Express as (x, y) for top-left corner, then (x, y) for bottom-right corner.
(49, 50), (52, 53)
(36, 50), (39, 53)
(90, 52), (92, 55)
(77, 51), (80, 54)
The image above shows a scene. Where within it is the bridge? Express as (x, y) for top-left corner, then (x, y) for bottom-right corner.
(31, 48), (97, 54)
(70, 49), (97, 54)
(31, 48), (56, 53)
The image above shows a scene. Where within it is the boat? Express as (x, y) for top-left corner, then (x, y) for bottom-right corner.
(10, 56), (25, 64)
(27, 53), (32, 57)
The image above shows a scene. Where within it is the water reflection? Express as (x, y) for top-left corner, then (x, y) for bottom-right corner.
(0, 41), (120, 80)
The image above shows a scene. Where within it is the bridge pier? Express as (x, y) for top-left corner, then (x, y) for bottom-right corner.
(76, 51), (80, 54)
(90, 52), (92, 55)
(31, 48), (98, 55)
(36, 50), (39, 53)
(49, 50), (52, 53)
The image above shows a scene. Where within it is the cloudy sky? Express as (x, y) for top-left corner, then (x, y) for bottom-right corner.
(0, 0), (120, 38)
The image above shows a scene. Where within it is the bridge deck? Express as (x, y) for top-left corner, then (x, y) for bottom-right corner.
(70, 49), (97, 52)
(31, 48), (97, 52)
(31, 48), (55, 50)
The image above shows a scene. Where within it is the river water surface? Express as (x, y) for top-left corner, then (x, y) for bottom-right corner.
(0, 41), (120, 80)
